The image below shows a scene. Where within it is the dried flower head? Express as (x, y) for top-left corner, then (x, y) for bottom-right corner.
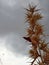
(30, 35), (40, 46)
(43, 53), (49, 64)
(35, 24), (44, 35)
(27, 28), (34, 37)
(23, 4), (49, 65)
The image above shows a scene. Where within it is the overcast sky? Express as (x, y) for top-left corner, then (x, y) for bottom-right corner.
(0, 0), (49, 65)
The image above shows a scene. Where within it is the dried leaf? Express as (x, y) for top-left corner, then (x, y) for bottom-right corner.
(43, 53), (49, 64)
(30, 35), (40, 46)
(35, 24), (44, 35)
(27, 28), (34, 36)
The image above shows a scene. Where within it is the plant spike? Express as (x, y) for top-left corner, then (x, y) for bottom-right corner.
(23, 4), (49, 65)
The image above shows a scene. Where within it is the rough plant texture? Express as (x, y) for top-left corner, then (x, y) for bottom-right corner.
(23, 4), (49, 65)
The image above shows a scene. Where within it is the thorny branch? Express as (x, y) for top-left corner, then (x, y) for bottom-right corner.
(23, 4), (49, 65)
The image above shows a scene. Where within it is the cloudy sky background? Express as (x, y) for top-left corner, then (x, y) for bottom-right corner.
(0, 0), (49, 65)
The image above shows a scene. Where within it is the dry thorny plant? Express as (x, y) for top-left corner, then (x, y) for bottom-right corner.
(23, 4), (49, 65)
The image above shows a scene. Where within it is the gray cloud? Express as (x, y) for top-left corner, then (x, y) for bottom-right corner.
(0, 0), (48, 57)
(0, 0), (39, 36)
(0, 7), (25, 36)
(0, 0), (40, 56)
(5, 33), (30, 56)
(39, 0), (49, 35)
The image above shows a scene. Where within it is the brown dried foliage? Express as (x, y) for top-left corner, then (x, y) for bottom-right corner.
(23, 4), (49, 65)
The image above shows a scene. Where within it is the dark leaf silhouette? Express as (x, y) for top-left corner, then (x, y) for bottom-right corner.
(23, 37), (31, 42)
